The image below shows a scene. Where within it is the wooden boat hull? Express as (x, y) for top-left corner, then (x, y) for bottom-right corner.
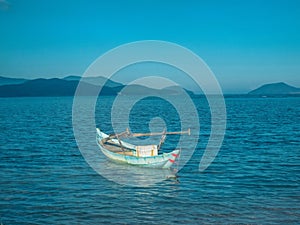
(96, 129), (179, 169)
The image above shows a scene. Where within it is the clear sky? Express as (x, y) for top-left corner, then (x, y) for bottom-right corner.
(0, 0), (299, 93)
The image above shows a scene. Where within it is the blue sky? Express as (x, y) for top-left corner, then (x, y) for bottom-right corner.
(0, 0), (299, 93)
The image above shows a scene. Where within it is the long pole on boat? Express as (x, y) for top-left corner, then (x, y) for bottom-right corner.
(131, 128), (191, 137)
(103, 128), (190, 143)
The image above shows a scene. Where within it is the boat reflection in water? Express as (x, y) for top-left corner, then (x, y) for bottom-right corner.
(97, 158), (179, 186)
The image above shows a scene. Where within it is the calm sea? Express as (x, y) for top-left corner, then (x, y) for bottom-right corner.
(0, 96), (299, 224)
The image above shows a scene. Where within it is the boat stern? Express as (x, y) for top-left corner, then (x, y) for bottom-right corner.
(162, 149), (180, 169)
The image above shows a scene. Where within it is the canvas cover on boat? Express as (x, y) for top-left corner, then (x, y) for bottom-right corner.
(135, 145), (158, 157)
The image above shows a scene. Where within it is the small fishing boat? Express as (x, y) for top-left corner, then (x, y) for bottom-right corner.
(96, 128), (190, 169)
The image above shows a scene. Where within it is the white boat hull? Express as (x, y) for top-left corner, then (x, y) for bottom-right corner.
(96, 129), (179, 169)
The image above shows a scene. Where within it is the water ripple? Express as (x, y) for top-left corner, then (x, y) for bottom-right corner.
(0, 97), (299, 224)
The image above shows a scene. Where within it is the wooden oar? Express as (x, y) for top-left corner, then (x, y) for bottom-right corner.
(130, 128), (191, 137)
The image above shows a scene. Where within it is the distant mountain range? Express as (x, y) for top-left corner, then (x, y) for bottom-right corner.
(0, 76), (299, 97)
(0, 76), (28, 85)
(63, 75), (123, 88)
(0, 76), (194, 97)
(248, 82), (300, 96)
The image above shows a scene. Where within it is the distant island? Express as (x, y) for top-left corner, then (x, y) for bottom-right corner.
(0, 76), (299, 97)
(248, 82), (300, 96)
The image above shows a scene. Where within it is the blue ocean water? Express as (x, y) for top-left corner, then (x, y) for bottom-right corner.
(0, 96), (299, 224)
